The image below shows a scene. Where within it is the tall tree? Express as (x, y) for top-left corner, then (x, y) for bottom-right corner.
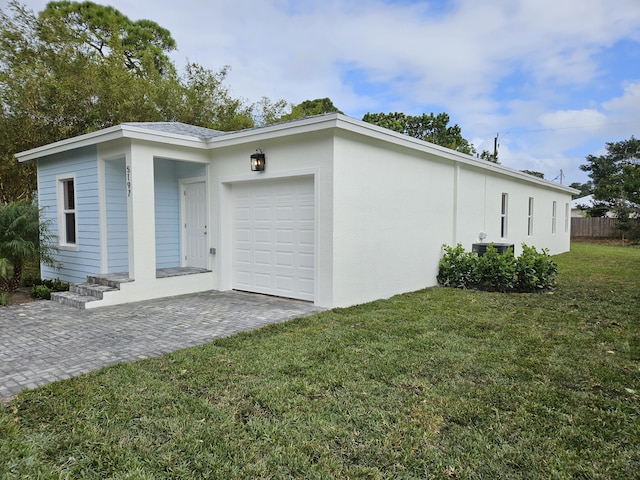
(568, 181), (594, 199)
(580, 136), (640, 238)
(0, 1), (274, 202)
(361, 112), (475, 155)
(277, 97), (343, 123)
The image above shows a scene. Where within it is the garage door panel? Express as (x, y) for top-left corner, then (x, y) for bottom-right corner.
(254, 272), (272, 288)
(276, 275), (294, 291)
(232, 177), (314, 301)
(298, 252), (314, 269)
(254, 250), (272, 265)
(276, 229), (294, 244)
(276, 251), (294, 266)
(254, 228), (271, 243)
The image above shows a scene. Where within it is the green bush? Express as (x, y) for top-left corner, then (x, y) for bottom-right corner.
(31, 285), (52, 300)
(437, 244), (477, 288)
(43, 278), (70, 292)
(515, 244), (557, 291)
(438, 243), (557, 292)
(25, 277), (70, 292)
(0, 291), (7, 306)
(475, 244), (516, 291)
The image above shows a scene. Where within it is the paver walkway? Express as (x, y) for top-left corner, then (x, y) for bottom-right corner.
(0, 290), (322, 402)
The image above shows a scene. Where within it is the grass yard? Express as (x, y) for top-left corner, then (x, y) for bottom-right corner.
(1, 243), (639, 479)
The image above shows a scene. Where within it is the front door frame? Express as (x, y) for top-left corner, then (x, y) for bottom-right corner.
(180, 176), (209, 269)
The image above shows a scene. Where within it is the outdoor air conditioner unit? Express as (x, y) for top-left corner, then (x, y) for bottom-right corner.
(472, 243), (514, 257)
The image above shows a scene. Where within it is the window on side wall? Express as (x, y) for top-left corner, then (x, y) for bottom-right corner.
(552, 201), (557, 234)
(527, 197), (534, 236)
(564, 202), (569, 233)
(58, 177), (77, 248)
(500, 193), (508, 238)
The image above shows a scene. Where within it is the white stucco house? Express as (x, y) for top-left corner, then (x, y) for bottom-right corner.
(17, 113), (577, 309)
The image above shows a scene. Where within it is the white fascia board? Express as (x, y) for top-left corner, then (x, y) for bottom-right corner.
(16, 125), (124, 162)
(333, 115), (580, 195)
(16, 124), (210, 162)
(205, 114), (341, 148)
(205, 112), (578, 195)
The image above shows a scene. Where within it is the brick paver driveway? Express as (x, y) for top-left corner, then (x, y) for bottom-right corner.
(0, 291), (322, 401)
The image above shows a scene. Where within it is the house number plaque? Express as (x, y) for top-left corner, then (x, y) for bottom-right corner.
(126, 165), (131, 197)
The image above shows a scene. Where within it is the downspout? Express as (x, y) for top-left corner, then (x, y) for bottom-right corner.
(452, 162), (459, 245)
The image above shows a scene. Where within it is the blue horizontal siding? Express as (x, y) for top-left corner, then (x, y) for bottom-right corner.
(105, 158), (129, 273)
(37, 146), (100, 283)
(154, 159), (180, 268)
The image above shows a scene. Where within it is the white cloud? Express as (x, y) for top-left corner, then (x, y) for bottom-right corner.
(2, 0), (639, 184)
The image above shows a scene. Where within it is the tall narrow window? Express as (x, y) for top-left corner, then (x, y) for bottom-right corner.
(527, 197), (534, 236)
(564, 202), (569, 233)
(500, 193), (508, 238)
(552, 201), (557, 234)
(59, 177), (77, 246)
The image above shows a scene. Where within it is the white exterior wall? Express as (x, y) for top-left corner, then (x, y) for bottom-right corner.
(455, 166), (572, 255)
(211, 129), (335, 307)
(330, 131), (456, 307)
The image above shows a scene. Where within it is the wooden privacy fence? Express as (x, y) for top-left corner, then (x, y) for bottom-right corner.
(571, 217), (618, 238)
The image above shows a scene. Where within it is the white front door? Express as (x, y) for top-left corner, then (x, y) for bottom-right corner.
(182, 181), (208, 269)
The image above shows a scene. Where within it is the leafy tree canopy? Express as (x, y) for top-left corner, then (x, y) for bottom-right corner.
(521, 170), (544, 179)
(0, 1), (285, 202)
(277, 97), (343, 123)
(361, 111), (475, 155)
(568, 180), (594, 200)
(38, 1), (177, 75)
(580, 136), (640, 238)
(580, 136), (640, 208)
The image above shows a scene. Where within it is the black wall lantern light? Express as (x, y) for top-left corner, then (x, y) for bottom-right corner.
(250, 149), (266, 172)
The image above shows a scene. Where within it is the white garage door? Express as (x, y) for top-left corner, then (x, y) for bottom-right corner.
(232, 176), (314, 301)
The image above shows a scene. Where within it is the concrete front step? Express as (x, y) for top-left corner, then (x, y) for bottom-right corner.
(70, 282), (119, 299)
(51, 276), (126, 309)
(87, 273), (133, 289)
(50, 291), (103, 309)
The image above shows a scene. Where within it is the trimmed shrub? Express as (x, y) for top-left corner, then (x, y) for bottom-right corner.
(437, 244), (478, 288)
(31, 285), (52, 300)
(438, 243), (557, 293)
(475, 244), (516, 292)
(515, 244), (557, 291)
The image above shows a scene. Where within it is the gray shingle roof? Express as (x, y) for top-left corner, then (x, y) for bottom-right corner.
(123, 122), (227, 139)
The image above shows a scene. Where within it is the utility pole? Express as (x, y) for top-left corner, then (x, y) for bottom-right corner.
(493, 133), (499, 162)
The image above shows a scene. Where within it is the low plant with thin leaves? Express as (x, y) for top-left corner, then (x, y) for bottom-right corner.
(0, 200), (58, 291)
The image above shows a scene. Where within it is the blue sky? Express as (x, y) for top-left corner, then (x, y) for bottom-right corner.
(4, 0), (640, 184)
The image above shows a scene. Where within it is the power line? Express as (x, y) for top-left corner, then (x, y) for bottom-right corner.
(478, 120), (638, 139)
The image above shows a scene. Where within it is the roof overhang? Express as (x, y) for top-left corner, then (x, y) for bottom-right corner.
(15, 124), (211, 163)
(16, 113), (579, 195)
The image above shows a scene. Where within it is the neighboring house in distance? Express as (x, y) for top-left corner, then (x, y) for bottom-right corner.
(17, 113), (578, 309)
(571, 194), (602, 217)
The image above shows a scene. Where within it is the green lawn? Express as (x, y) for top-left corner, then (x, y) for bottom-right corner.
(1, 243), (639, 479)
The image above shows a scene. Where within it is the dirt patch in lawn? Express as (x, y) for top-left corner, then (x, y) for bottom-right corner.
(3, 287), (41, 306)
